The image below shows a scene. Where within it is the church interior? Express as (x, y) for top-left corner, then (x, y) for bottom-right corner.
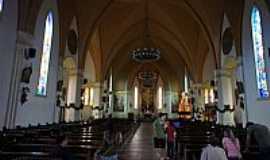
(1, 0), (270, 160)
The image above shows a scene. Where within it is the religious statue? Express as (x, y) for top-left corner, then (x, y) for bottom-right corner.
(178, 92), (192, 119)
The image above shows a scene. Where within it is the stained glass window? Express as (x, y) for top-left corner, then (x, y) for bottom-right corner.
(205, 89), (209, 104)
(0, 0), (3, 13)
(184, 74), (188, 93)
(36, 12), (53, 96)
(89, 87), (94, 106)
(251, 7), (269, 98)
(134, 86), (138, 109)
(158, 86), (163, 109)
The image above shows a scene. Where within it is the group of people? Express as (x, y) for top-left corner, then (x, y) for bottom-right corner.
(153, 113), (270, 160)
(201, 122), (270, 160)
(201, 129), (241, 160)
(153, 113), (176, 160)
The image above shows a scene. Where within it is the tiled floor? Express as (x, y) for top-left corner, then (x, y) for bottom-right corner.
(119, 122), (160, 160)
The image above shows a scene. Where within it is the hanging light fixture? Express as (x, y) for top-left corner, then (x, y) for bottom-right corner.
(132, 48), (160, 62)
(131, 0), (161, 63)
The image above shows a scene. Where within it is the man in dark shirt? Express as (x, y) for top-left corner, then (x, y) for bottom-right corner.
(245, 122), (270, 160)
(54, 135), (75, 160)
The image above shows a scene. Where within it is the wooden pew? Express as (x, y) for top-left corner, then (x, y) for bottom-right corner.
(0, 118), (138, 160)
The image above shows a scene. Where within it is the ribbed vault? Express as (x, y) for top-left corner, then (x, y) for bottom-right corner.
(17, 0), (246, 83)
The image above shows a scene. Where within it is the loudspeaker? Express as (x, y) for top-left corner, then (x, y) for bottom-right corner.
(102, 96), (106, 102)
(28, 48), (36, 58)
(57, 80), (63, 91)
(210, 80), (215, 87)
(102, 96), (109, 102)
(214, 90), (218, 99)
(83, 79), (88, 84)
(24, 48), (36, 60)
(236, 81), (245, 94)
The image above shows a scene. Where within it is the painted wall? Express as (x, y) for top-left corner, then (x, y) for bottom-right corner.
(242, 0), (270, 127)
(15, 0), (60, 126)
(0, 0), (18, 129)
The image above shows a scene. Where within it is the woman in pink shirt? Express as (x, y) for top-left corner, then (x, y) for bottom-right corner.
(222, 128), (242, 160)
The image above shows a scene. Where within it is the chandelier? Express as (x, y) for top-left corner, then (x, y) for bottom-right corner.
(131, 48), (161, 62)
(130, 0), (161, 63)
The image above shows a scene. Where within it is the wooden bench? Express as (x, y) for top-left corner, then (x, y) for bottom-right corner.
(0, 118), (138, 160)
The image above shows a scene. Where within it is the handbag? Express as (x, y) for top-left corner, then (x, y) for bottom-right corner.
(153, 137), (165, 148)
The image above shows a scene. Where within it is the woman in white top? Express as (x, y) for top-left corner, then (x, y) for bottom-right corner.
(201, 138), (228, 160)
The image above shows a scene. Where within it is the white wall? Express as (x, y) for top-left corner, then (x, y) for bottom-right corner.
(0, 0), (18, 129)
(15, 0), (60, 126)
(84, 51), (96, 82)
(242, 0), (270, 127)
(202, 50), (215, 82)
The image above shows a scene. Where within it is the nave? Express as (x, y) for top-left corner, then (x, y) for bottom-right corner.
(1, 0), (270, 160)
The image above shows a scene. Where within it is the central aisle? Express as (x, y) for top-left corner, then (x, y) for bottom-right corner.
(119, 122), (159, 160)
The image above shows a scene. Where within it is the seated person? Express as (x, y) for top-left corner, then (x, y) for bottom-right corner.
(53, 135), (75, 160)
(201, 137), (228, 160)
(245, 122), (270, 160)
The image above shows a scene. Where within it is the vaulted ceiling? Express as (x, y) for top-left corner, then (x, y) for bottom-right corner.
(18, 0), (246, 84)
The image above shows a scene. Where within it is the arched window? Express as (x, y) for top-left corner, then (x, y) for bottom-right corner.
(251, 6), (269, 98)
(158, 86), (163, 109)
(37, 11), (54, 96)
(184, 73), (189, 93)
(134, 85), (138, 109)
(0, 0), (3, 13)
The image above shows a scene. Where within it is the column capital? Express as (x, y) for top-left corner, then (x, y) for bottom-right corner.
(67, 69), (84, 77)
(85, 82), (102, 88)
(223, 56), (240, 70)
(215, 69), (232, 78)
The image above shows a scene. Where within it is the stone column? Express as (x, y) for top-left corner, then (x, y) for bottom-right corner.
(215, 69), (235, 126)
(65, 69), (83, 122)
